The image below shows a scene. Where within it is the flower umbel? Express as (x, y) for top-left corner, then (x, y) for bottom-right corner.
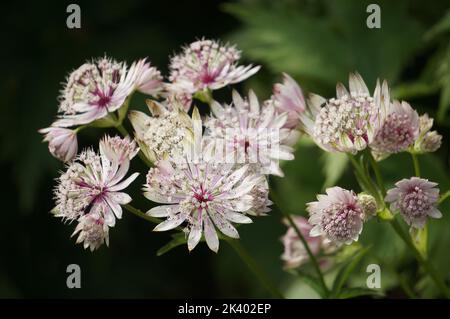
(144, 108), (268, 252)
(268, 73), (306, 129)
(54, 57), (162, 127)
(204, 90), (294, 177)
(307, 187), (365, 245)
(39, 127), (78, 162)
(413, 114), (442, 154)
(281, 216), (336, 269)
(52, 136), (139, 250)
(300, 73), (388, 153)
(385, 177), (441, 229)
(169, 39), (260, 94)
(371, 100), (419, 160)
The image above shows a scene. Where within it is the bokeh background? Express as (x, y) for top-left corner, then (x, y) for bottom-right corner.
(1, 0), (449, 298)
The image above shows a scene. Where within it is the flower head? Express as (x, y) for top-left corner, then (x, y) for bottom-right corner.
(385, 177), (441, 228)
(300, 73), (389, 153)
(169, 39), (260, 93)
(268, 73), (306, 129)
(307, 187), (365, 245)
(54, 57), (162, 127)
(99, 135), (139, 164)
(128, 100), (192, 163)
(39, 127), (78, 162)
(204, 90), (294, 177)
(72, 212), (109, 251)
(370, 100), (419, 160)
(413, 114), (442, 154)
(281, 216), (336, 269)
(144, 108), (269, 252)
(52, 136), (139, 249)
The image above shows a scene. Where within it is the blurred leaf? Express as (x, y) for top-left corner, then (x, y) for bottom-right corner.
(292, 270), (328, 298)
(321, 152), (348, 190)
(425, 9), (450, 40)
(338, 287), (384, 299)
(437, 44), (450, 121)
(331, 246), (371, 297)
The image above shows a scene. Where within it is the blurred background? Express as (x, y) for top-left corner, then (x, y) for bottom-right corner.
(1, 0), (449, 298)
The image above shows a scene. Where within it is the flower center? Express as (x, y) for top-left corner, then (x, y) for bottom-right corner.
(321, 203), (362, 242)
(401, 187), (431, 218)
(191, 187), (214, 209)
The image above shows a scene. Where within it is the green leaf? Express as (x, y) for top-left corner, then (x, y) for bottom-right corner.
(321, 152), (348, 189)
(425, 10), (450, 41)
(293, 270), (328, 298)
(156, 233), (187, 256)
(338, 287), (384, 299)
(410, 224), (428, 258)
(331, 246), (371, 297)
(437, 44), (450, 121)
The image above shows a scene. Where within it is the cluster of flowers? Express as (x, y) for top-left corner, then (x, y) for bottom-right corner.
(40, 39), (444, 262)
(282, 73), (443, 269)
(40, 39), (305, 252)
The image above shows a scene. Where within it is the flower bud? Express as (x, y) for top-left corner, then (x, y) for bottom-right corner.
(357, 193), (378, 220)
(39, 127), (78, 162)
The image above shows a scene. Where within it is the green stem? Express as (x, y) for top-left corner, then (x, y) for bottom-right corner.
(225, 238), (284, 299)
(390, 218), (450, 298)
(348, 154), (382, 204)
(411, 153), (421, 177)
(280, 207), (329, 297)
(269, 189), (329, 297)
(123, 204), (161, 224)
(439, 190), (450, 205)
(116, 124), (153, 168)
(367, 152), (386, 197)
(123, 204), (283, 298)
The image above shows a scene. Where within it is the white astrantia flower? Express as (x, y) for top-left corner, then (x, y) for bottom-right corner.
(267, 73), (306, 129)
(204, 90), (295, 177)
(300, 72), (389, 153)
(144, 108), (269, 252)
(54, 56), (163, 127)
(370, 100), (419, 160)
(169, 39), (260, 94)
(52, 135), (139, 250)
(413, 114), (442, 154)
(128, 99), (192, 163)
(39, 127), (78, 162)
(385, 177), (441, 229)
(307, 187), (365, 245)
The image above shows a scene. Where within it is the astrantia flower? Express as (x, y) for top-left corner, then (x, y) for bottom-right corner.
(204, 90), (294, 177)
(54, 57), (163, 127)
(144, 108), (268, 252)
(307, 187), (365, 245)
(268, 73), (306, 129)
(72, 212), (109, 251)
(99, 135), (139, 164)
(370, 100), (419, 160)
(300, 73), (389, 153)
(129, 100), (192, 163)
(52, 136), (139, 249)
(385, 177), (441, 228)
(169, 39), (260, 93)
(413, 114), (442, 154)
(281, 216), (336, 269)
(39, 127), (78, 162)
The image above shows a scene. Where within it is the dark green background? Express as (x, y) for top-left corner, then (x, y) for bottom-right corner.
(1, 0), (449, 298)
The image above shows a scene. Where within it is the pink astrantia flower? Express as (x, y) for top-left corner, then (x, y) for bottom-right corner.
(307, 187), (365, 245)
(204, 90), (294, 177)
(300, 72), (389, 153)
(385, 177), (441, 229)
(52, 136), (139, 250)
(39, 127), (78, 162)
(54, 57), (163, 127)
(72, 212), (109, 252)
(268, 73), (306, 129)
(144, 108), (268, 252)
(169, 39), (260, 93)
(281, 216), (336, 269)
(371, 100), (419, 160)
